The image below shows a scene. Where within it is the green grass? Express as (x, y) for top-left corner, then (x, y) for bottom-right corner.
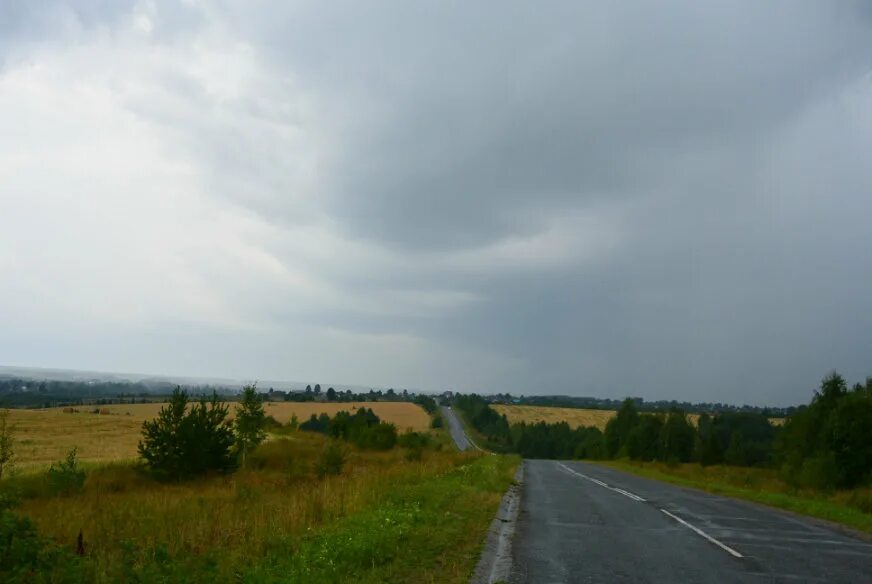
(597, 460), (872, 535)
(3, 429), (520, 583)
(244, 453), (520, 583)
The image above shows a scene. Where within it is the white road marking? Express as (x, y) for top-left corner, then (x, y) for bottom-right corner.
(661, 509), (744, 558)
(557, 463), (646, 502)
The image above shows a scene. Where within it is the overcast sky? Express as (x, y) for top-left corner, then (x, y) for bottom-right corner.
(2, 1), (871, 404)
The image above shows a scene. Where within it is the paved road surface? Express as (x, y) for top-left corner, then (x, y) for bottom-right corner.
(441, 406), (475, 451)
(510, 460), (872, 583)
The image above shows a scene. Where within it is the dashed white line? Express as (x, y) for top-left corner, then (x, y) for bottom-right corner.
(661, 509), (744, 558)
(557, 463), (646, 502)
(556, 462), (744, 560)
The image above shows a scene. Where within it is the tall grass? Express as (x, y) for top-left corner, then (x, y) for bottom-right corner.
(7, 431), (517, 582)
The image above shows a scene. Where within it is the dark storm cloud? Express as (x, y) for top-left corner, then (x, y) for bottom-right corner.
(3, 1), (872, 405)
(241, 1), (871, 252)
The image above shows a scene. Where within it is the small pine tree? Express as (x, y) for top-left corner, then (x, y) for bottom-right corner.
(139, 387), (235, 480)
(235, 384), (266, 467)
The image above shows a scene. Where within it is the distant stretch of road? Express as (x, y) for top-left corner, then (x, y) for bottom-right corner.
(441, 405), (476, 451)
(509, 460), (872, 583)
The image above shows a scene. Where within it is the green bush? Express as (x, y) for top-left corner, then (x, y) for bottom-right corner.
(47, 448), (85, 496)
(138, 388), (236, 480)
(397, 431), (430, 449)
(0, 494), (87, 582)
(430, 415), (444, 429)
(314, 441), (346, 478)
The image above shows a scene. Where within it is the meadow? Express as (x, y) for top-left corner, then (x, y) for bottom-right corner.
(6, 401), (430, 471)
(1, 403), (520, 582)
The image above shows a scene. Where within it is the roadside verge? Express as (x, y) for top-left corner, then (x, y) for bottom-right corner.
(470, 462), (525, 584)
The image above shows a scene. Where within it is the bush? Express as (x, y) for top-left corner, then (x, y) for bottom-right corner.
(397, 431), (430, 449)
(430, 415), (444, 429)
(0, 494), (87, 581)
(352, 423), (398, 451)
(235, 384), (267, 466)
(315, 441), (346, 478)
(47, 448), (85, 496)
(138, 388), (236, 480)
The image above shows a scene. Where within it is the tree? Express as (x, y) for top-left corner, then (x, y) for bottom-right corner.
(314, 384), (321, 395)
(326, 387), (337, 402)
(658, 409), (695, 463)
(604, 398), (639, 458)
(0, 409), (14, 480)
(235, 384), (266, 467)
(139, 387), (236, 480)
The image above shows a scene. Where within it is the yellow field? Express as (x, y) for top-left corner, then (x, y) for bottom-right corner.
(492, 404), (618, 430)
(4, 401), (430, 470)
(493, 404), (783, 430)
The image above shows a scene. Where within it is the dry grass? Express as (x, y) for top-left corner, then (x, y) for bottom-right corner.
(11, 431), (516, 582)
(5, 402), (430, 471)
(493, 404), (783, 430)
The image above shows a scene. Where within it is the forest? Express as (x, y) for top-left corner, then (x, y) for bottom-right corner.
(454, 371), (872, 489)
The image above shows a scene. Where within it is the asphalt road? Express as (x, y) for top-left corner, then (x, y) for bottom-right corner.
(441, 405), (475, 451)
(509, 460), (872, 583)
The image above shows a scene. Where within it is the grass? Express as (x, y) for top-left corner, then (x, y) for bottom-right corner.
(493, 404), (784, 430)
(4, 402), (430, 471)
(598, 459), (872, 535)
(3, 425), (519, 582)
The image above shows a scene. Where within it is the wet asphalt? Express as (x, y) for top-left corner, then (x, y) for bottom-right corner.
(441, 405), (475, 451)
(509, 460), (872, 583)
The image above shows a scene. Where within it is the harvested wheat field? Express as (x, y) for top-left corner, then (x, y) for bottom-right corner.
(492, 405), (618, 430)
(493, 404), (782, 430)
(6, 401), (430, 470)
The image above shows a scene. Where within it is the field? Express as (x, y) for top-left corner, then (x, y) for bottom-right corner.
(3, 421), (520, 582)
(5, 401), (430, 471)
(1, 401), (519, 581)
(492, 404), (618, 430)
(492, 404), (783, 430)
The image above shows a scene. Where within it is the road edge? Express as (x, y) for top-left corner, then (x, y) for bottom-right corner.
(470, 461), (524, 584)
(591, 460), (872, 543)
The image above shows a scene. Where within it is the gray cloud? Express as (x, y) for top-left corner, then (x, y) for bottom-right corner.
(1, 1), (871, 405)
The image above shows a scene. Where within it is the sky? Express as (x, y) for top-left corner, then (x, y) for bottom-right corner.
(1, 1), (871, 405)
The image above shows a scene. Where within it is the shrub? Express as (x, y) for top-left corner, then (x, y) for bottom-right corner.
(397, 431), (430, 450)
(47, 448), (85, 496)
(352, 423), (398, 451)
(138, 388), (236, 480)
(235, 384), (267, 467)
(430, 415), (444, 429)
(315, 441), (346, 478)
(0, 494), (87, 581)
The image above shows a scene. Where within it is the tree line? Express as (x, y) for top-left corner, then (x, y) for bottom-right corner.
(454, 371), (872, 490)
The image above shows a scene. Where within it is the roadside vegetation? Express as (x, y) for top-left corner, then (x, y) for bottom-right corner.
(0, 388), (519, 582)
(454, 371), (872, 530)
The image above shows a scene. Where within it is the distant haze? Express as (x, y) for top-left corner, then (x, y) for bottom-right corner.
(2, 2), (871, 405)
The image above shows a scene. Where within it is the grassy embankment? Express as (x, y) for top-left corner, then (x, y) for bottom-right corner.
(598, 460), (872, 535)
(2, 405), (519, 582)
